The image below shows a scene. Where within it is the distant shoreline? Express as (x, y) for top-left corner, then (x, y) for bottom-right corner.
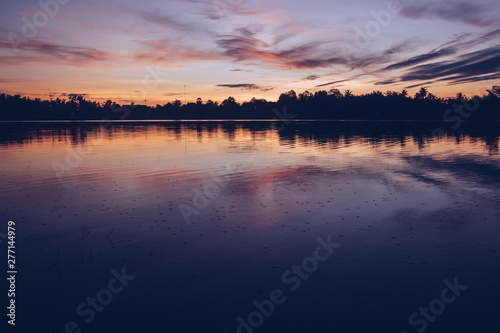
(1, 119), (500, 123)
(2, 87), (500, 121)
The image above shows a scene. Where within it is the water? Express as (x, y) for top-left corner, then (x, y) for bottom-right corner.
(1, 121), (499, 332)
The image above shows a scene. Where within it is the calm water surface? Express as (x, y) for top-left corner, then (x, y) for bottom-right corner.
(1, 121), (499, 332)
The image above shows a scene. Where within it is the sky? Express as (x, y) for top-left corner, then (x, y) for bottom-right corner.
(1, 0), (500, 105)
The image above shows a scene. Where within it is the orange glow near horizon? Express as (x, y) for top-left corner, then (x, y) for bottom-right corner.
(1, 0), (499, 106)
(1, 80), (494, 107)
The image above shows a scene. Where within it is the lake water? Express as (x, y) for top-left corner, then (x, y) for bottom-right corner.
(1, 121), (499, 333)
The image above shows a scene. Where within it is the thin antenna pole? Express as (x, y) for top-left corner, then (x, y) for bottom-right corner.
(48, 88), (53, 109)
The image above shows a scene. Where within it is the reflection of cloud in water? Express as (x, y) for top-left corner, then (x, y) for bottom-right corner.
(1, 121), (500, 332)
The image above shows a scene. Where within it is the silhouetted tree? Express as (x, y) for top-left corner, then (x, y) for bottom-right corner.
(1, 86), (500, 121)
(487, 86), (500, 98)
(328, 89), (343, 99)
(415, 87), (428, 99)
(221, 96), (238, 107)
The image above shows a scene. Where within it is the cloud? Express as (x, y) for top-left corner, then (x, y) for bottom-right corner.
(216, 35), (349, 69)
(382, 47), (456, 71)
(478, 28), (500, 42)
(383, 38), (428, 56)
(138, 12), (208, 33)
(380, 34), (476, 72)
(130, 3), (356, 71)
(234, 24), (264, 37)
(374, 28), (500, 87)
(67, 93), (89, 97)
(302, 75), (319, 81)
(196, 0), (268, 21)
(132, 38), (220, 64)
(0, 40), (110, 66)
(405, 81), (434, 89)
(315, 79), (351, 87)
(217, 84), (274, 91)
(445, 73), (500, 86)
(56, 93), (90, 99)
(399, 46), (500, 83)
(374, 79), (398, 86)
(230, 69), (253, 72)
(399, 1), (495, 27)
(164, 92), (191, 97)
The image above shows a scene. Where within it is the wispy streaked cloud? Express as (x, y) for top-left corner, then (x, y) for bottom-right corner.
(399, 0), (495, 27)
(382, 48), (455, 71)
(405, 81), (434, 89)
(164, 92), (191, 97)
(0, 40), (111, 66)
(400, 46), (500, 82)
(217, 83), (274, 91)
(1, 0), (500, 103)
(302, 75), (319, 81)
(315, 79), (352, 87)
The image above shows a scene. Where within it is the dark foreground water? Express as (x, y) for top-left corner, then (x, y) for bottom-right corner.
(1, 121), (499, 333)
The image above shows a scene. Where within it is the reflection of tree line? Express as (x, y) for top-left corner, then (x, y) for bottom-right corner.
(1, 86), (500, 120)
(0, 122), (498, 155)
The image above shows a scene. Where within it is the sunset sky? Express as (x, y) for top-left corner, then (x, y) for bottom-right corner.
(1, 0), (500, 105)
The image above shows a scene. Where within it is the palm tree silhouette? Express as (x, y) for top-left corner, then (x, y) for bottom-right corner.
(415, 87), (428, 99)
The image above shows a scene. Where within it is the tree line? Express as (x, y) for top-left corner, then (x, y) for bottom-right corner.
(1, 86), (499, 120)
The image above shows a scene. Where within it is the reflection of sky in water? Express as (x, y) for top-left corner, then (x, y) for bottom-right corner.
(0, 122), (499, 332)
